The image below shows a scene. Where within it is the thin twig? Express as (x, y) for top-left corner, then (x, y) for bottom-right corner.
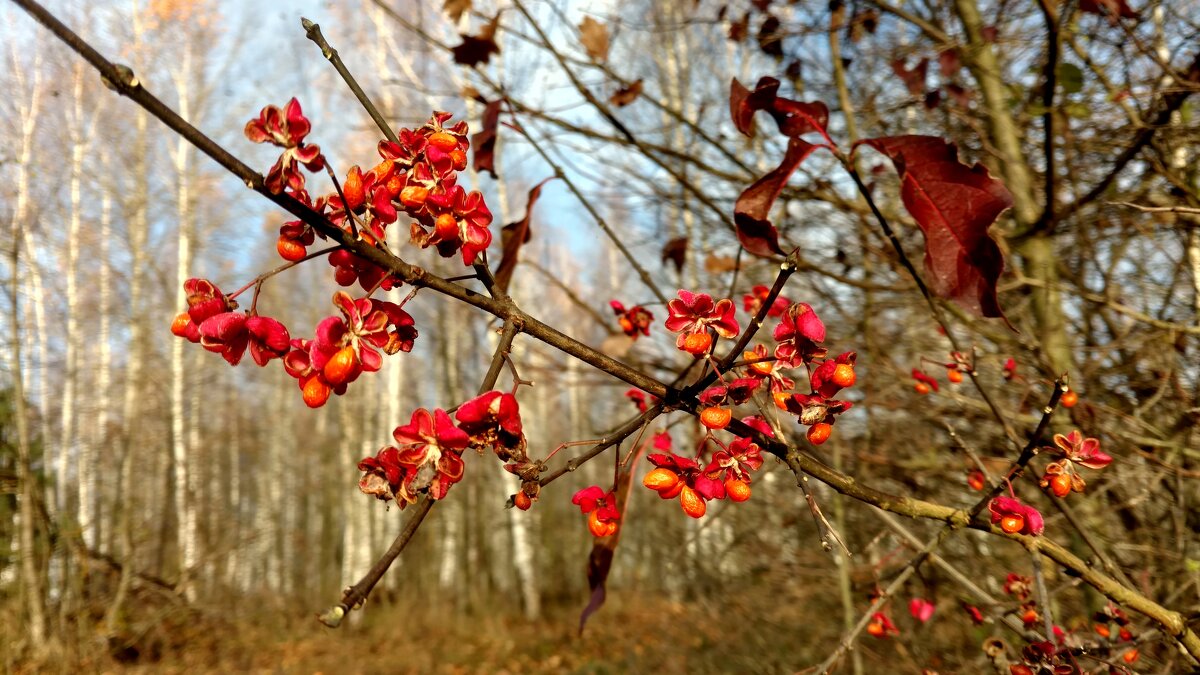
(509, 0), (742, 241)
(317, 318), (519, 626)
(1108, 201), (1200, 215)
(505, 115), (669, 305)
(539, 403), (665, 487)
(813, 528), (949, 674)
(873, 510), (1033, 639)
(808, 377), (1066, 669)
(842, 161), (1022, 448)
(1031, 551), (1056, 641)
(317, 496), (434, 627)
(302, 17), (398, 143)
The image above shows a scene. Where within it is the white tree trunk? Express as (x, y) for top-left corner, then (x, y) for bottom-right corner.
(84, 186), (113, 552)
(58, 64), (89, 527)
(108, 92), (151, 633)
(7, 45), (47, 650)
(340, 399), (371, 594)
(169, 42), (198, 600)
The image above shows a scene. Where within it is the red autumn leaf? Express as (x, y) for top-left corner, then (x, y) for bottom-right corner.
(734, 137), (819, 257)
(730, 77), (829, 140)
(494, 177), (555, 293)
(938, 49), (961, 77)
(853, 135), (1012, 322)
(662, 236), (687, 274)
(891, 57), (929, 96)
(452, 15), (500, 67)
(609, 79), (643, 107)
(471, 98), (503, 178)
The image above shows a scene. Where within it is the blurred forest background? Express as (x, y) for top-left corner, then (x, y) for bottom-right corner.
(2, 0), (1199, 672)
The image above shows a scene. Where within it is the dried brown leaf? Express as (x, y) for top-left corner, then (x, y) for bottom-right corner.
(609, 79), (643, 107)
(443, 0), (472, 23)
(578, 17), (610, 61)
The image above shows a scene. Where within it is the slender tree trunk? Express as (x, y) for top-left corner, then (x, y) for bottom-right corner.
(437, 307), (462, 600)
(505, 268), (540, 619)
(169, 41), (198, 600)
(106, 94), (150, 634)
(225, 370), (244, 590)
(952, 0), (1073, 375)
(19, 205), (53, 632)
(265, 379), (286, 593)
(8, 55), (47, 647)
(340, 398), (370, 600)
(59, 63), (90, 530)
(85, 186), (113, 552)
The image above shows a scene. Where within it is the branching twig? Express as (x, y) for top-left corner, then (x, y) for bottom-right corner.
(302, 17), (398, 143)
(318, 318), (520, 626)
(317, 496), (434, 627)
(505, 115), (669, 305)
(1031, 551), (1056, 641)
(841, 160), (1023, 449)
(813, 528), (948, 674)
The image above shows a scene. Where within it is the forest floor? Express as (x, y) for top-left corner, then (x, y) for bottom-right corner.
(11, 590), (893, 675)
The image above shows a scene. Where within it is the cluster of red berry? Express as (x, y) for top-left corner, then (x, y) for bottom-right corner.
(358, 391), (528, 508)
(173, 101), (500, 409)
(596, 289), (858, 526)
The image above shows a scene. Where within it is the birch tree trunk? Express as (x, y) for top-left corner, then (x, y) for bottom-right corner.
(340, 397), (371, 602)
(106, 78), (151, 636)
(437, 306), (462, 599)
(506, 266), (540, 619)
(168, 40), (199, 600)
(8, 48), (47, 651)
(59, 63), (91, 531)
(85, 185), (113, 552)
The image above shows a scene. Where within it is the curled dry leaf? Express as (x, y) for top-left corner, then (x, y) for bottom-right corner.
(661, 236), (687, 274)
(493, 177), (555, 294)
(728, 12), (749, 42)
(891, 57), (929, 97)
(705, 252), (740, 274)
(471, 98), (503, 178)
(757, 14), (783, 58)
(609, 79), (643, 107)
(578, 442), (637, 634)
(734, 138), (818, 257)
(729, 78), (831, 257)
(730, 77), (829, 139)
